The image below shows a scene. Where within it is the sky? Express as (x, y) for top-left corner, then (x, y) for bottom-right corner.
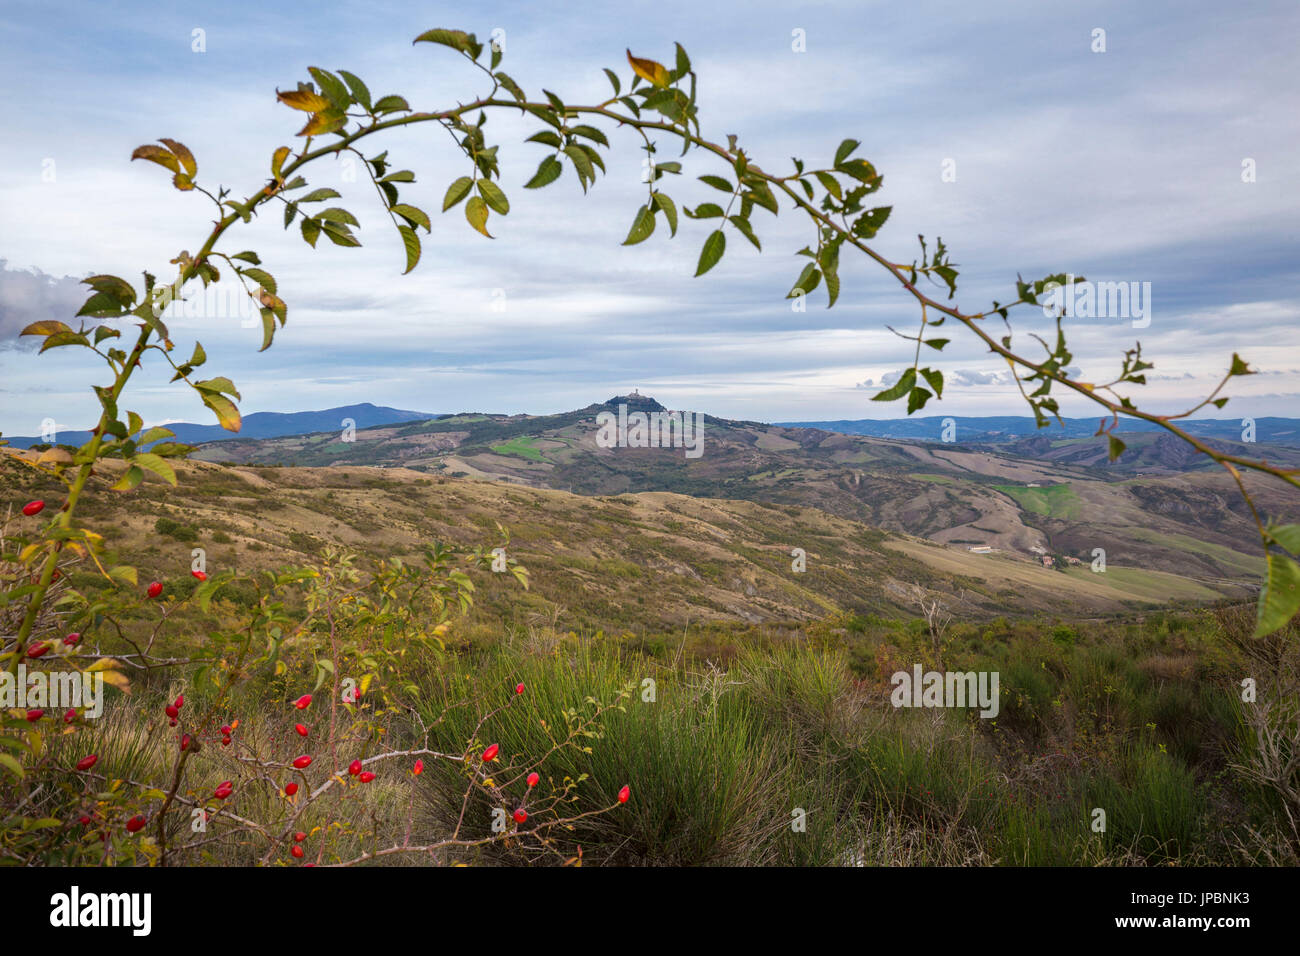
(0, 0), (1297, 436)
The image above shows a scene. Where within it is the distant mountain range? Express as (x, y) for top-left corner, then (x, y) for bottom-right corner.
(774, 415), (1300, 446)
(170, 393), (1300, 595)
(2, 403), (436, 450)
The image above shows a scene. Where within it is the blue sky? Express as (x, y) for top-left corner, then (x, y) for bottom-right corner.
(1, 0), (1297, 435)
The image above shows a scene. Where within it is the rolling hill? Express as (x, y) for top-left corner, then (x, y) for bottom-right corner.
(182, 395), (1292, 599)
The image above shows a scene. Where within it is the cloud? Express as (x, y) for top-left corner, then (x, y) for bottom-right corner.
(0, 260), (86, 349)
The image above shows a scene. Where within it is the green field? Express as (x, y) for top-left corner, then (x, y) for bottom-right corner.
(994, 482), (1081, 518)
(491, 435), (547, 462)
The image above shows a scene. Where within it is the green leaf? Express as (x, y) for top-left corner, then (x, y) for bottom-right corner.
(728, 215), (760, 250)
(260, 308), (276, 351)
(476, 179), (510, 214)
(308, 67), (351, 110)
(398, 225), (421, 274)
(622, 204), (656, 246)
(132, 452), (178, 486)
(111, 465), (145, 492)
(337, 69), (372, 111)
(414, 28), (473, 52)
(563, 144), (594, 190)
(787, 263), (821, 298)
(391, 203), (431, 232)
(1267, 524), (1300, 555)
(603, 67), (621, 96)
(442, 176), (474, 211)
(1255, 554), (1300, 637)
(524, 155), (563, 189)
(834, 138), (860, 166)
(872, 369), (916, 403)
(570, 125), (609, 147)
(464, 195), (492, 237)
(694, 230), (726, 277)
(372, 95), (410, 114)
(923, 338), (950, 351)
(320, 221), (361, 247)
(907, 386), (932, 414)
(317, 207), (359, 226)
(919, 368), (944, 398)
(298, 188), (341, 203)
(1108, 435), (1126, 461)
(652, 192), (678, 237)
(495, 72), (526, 102)
(301, 217), (321, 247)
(525, 130), (563, 149)
(239, 267), (276, 294)
(698, 174), (732, 193)
(1229, 353), (1254, 377)
(685, 202), (724, 219)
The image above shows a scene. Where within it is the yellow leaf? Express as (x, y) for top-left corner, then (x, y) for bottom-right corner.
(626, 50), (670, 88)
(21, 320), (72, 337)
(272, 146), (291, 179)
(99, 671), (130, 693)
(277, 89), (332, 112)
(131, 144), (180, 173)
(158, 138), (197, 176)
(37, 447), (73, 466)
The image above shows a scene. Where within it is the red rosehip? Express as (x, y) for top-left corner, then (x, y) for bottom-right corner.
(25, 709), (43, 722)
(221, 736), (231, 747)
(191, 570), (207, 581)
(27, 642), (48, 658)
(481, 743), (499, 763)
(165, 704), (179, 720)
(214, 781), (233, 800)
(291, 845), (304, 859)
(413, 759), (424, 775)
(513, 808), (527, 824)
(64, 708), (76, 724)
(527, 772), (539, 788)
(515, 682), (525, 694)
(284, 783), (299, 797)
(126, 815), (146, 833)
(358, 771), (375, 783)
(147, 581), (163, 599)
(22, 500), (45, 516)
(75, 754), (98, 772)
(173, 695), (184, 710)
(293, 831), (306, 842)
(181, 734), (192, 751)
(219, 725), (232, 736)
(618, 784), (630, 804)
(78, 815), (92, 826)
(292, 755), (312, 769)
(64, 633), (79, 646)
(348, 759), (362, 776)
(294, 694), (312, 710)
(295, 723), (309, 737)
